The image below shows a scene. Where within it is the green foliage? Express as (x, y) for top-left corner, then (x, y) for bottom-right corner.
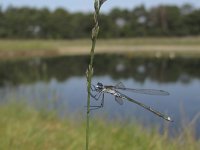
(0, 4), (200, 39)
(184, 10), (200, 35)
(0, 103), (199, 150)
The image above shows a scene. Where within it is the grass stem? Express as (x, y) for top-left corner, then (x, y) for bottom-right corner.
(86, 1), (107, 149)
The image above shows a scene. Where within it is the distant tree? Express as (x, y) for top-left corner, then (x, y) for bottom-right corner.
(147, 6), (182, 36)
(69, 13), (93, 38)
(109, 8), (129, 37)
(0, 6), (6, 37)
(131, 5), (148, 36)
(48, 8), (69, 38)
(35, 8), (51, 38)
(181, 4), (194, 15)
(99, 14), (115, 38)
(184, 10), (200, 35)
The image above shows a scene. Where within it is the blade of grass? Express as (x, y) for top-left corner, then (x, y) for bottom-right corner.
(85, 0), (107, 150)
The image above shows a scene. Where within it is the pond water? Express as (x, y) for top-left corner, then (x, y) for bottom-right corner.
(0, 54), (200, 138)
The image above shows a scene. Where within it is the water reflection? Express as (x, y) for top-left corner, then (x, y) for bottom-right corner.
(0, 54), (200, 138)
(0, 55), (200, 86)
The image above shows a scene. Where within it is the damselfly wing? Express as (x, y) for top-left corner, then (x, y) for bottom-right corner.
(112, 82), (169, 96)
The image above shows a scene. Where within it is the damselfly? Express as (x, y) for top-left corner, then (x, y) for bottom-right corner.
(90, 82), (172, 122)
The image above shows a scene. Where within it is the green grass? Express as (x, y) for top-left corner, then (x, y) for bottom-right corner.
(0, 103), (199, 150)
(0, 37), (200, 59)
(0, 39), (91, 51)
(0, 37), (200, 51)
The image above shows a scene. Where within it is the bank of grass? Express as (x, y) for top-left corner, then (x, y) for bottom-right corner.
(1, 37), (200, 50)
(0, 103), (199, 150)
(0, 37), (200, 59)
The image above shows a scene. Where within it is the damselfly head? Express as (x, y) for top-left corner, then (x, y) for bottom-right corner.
(96, 82), (103, 89)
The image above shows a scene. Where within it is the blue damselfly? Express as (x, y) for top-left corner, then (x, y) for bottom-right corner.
(90, 82), (172, 122)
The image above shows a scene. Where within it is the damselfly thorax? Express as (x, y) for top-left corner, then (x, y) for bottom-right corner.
(102, 87), (121, 97)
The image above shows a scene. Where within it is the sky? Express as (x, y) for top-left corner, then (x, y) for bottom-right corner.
(1, 0), (200, 12)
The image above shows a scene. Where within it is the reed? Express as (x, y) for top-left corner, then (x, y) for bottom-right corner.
(85, 0), (107, 150)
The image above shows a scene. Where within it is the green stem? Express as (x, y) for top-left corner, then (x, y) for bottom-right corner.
(86, 11), (98, 150)
(86, 1), (106, 149)
(86, 38), (96, 150)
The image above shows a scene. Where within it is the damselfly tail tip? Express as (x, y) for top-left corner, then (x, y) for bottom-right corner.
(166, 116), (173, 122)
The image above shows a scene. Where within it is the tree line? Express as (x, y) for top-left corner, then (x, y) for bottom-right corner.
(0, 4), (199, 39)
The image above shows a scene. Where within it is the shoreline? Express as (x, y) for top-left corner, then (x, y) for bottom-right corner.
(0, 38), (200, 60)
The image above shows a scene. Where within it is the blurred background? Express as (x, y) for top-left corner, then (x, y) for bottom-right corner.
(0, 0), (200, 149)
(0, 0), (200, 38)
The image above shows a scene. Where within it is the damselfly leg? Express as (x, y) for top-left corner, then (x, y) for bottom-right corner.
(90, 91), (103, 101)
(89, 93), (104, 110)
(89, 85), (105, 110)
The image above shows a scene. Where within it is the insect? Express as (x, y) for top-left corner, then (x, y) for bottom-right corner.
(90, 82), (172, 122)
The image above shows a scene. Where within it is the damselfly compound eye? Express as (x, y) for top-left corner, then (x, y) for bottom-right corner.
(97, 82), (103, 87)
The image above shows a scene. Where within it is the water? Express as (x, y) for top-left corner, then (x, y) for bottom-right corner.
(0, 54), (200, 138)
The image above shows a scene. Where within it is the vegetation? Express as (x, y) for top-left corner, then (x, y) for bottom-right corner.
(1, 37), (200, 51)
(0, 103), (199, 150)
(0, 4), (200, 39)
(86, 0), (109, 149)
(0, 38), (200, 60)
(1, 2), (200, 150)
(85, 0), (103, 149)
